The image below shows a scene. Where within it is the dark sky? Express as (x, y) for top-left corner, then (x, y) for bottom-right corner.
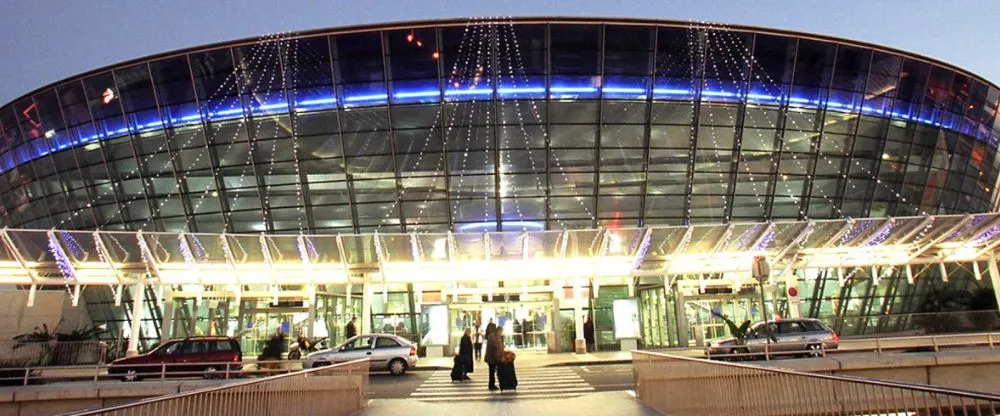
(1, 0), (998, 104)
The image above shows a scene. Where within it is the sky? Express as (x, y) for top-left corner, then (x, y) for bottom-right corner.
(1, 0), (998, 104)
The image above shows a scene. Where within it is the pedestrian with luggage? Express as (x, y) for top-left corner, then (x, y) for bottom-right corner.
(459, 327), (473, 379)
(485, 318), (497, 339)
(484, 325), (504, 391)
(494, 327), (517, 392)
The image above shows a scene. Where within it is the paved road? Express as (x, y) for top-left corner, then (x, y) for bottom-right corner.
(367, 364), (636, 400)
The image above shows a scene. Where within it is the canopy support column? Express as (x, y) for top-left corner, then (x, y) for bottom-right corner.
(362, 279), (372, 335)
(989, 255), (1000, 313)
(126, 282), (145, 357)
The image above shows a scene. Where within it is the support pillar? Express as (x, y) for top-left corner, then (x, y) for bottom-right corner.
(673, 285), (689, 347)
(361, 280), (372, 334)
(126, 283), (144, 357)
(989, 256), (1000, 313)
(206, 305), (216, 336)
(573, 292), (586, 354)
(160, 299), (173, 344)
(306, 297), (317, 338)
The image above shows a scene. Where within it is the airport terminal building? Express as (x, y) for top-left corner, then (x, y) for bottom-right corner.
(0, 17), (997, 355)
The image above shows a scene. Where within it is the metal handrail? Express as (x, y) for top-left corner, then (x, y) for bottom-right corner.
(64, 358), (369, 416)
(638, 350), (1000, 402)
(703, 330), (1000, 360)
(633, 350), (1000, 415)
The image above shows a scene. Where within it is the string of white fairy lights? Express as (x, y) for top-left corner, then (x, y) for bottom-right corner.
(63, 33), (283, 230)
(495, 18), (546, 231)
(698, 22), (848, 219)
(503, 18), (597, 226)
(703, 21), (927, 217)
(698, 25), (800, 220)
(383, 17), (485, 230)
(167, 35), (287, 232)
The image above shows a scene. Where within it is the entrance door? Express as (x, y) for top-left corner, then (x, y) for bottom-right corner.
(240, 308), (310, 357)
(449, 299), (553, 351)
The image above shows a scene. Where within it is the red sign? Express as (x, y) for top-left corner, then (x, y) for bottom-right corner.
(787, 287), (799, 297)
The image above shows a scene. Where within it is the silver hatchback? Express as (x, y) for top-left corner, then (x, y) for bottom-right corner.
(303, 334), (418, 376)
(707, 318), (840, 358)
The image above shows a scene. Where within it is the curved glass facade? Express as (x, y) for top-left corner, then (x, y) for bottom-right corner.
(1, 18), (998, 234)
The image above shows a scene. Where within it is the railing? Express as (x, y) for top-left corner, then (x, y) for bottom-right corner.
(633, 350), (1000, 415)
(829, 310), (1000, 338)
(0, 341), (107, 367)
(704, 331), (1000, 361)
(63, 358), (369, 416)
(0, 359), (316, 386)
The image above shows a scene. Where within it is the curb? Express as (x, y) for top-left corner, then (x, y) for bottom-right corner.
(409, 366), (450, 372)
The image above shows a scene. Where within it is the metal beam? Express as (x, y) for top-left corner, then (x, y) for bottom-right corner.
(0, 228), (39, 284)
(892, 215), (934, 245)
(772, 222), (814, 261)
(219, 233), (242, 305)
(908, 214), (973, 261)
(710, 224), (735, 254)
(135, 231), (163, 281)
(820, 219), (855, 249)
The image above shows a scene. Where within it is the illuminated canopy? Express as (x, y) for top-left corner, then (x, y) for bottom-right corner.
(1, 213), (998, 293)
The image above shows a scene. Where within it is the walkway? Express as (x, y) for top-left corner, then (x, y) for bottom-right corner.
(409, 366), (592, 402)
(416, 350), (645, 370)
(360, 391), (660, 415)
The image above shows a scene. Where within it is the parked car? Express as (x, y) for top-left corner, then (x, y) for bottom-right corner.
(303, 334), (416, 376)
(706, 318), (839, 359)
(108, 336), (242, 381)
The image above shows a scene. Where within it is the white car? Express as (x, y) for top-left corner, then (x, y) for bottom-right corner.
(303, 334), (417, 376)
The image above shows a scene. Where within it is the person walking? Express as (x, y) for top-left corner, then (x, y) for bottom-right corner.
(345, 316), (357, 340)
(494, 327), (517, 391)
(485, 318), (497, 339)
(459, 327), (474, 379)
(584, 315), (596, 353)
(472, 321), (483, 361)
(484, 325), (504, 391)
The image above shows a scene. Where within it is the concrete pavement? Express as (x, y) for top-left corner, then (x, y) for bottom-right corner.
(359, 390), (660, 415)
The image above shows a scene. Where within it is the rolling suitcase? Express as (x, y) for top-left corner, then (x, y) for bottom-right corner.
(498, 361), (517, 391)
(450, 356), (465, 382)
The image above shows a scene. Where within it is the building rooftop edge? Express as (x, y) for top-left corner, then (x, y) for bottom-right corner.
(3, 16), (998, 109)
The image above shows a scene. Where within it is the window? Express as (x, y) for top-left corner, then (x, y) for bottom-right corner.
(777, 322), (805, 334)
(375, 337), (401, 349)
(182, 341), (210, 354)
(802, 321), (827, 332)
(215, 341), (235, 352)
(359, 336), (376, 349)
(157, 342), (182, 356)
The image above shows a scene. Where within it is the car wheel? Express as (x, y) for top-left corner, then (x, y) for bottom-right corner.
(203, 366), (218, 379)
(121, 369), (140, 382)
(729, 347), (750, 361)
(388, 358), (407, 376)
(806, 344), (823, 358)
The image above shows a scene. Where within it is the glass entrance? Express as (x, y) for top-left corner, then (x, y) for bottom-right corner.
(239, 307), (309, 357)
(448, 297), (554, 351)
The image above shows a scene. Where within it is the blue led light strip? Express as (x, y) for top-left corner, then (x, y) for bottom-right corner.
(4, 84), (984, 175)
